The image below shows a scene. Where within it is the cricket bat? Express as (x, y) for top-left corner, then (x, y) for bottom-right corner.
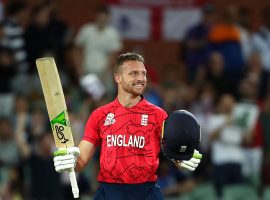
(36, 57), (79, 198)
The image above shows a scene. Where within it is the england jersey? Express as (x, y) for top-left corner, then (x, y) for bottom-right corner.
(83, 97), (167, 183)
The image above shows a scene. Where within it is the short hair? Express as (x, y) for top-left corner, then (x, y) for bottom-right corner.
(31, 2), (50, 18)
(114, 52), (144, 74)
(96, 5), (110, 15)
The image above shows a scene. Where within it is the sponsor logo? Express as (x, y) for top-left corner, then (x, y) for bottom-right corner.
(50, 111), (70, 144)
(55, 125), (69, 144)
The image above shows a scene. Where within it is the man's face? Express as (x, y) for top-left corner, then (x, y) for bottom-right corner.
(115, 60), (147, 96)
(218, 94), (235, 114)
(0, 120), (13, 140)
(96, 12), (109, 28)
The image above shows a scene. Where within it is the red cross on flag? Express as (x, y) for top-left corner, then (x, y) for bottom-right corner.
(106, 0), (204, 40)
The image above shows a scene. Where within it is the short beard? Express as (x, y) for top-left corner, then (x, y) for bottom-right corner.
(122, 84), (146, 96)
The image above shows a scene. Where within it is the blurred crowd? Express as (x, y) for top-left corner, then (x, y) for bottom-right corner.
(0, 0), (270, 200)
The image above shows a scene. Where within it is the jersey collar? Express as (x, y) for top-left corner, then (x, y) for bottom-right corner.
(115, 95), (145, 109)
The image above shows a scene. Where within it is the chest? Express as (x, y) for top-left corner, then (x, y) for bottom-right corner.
(98, 109), (160, 137)
(86, 28), (113, 48)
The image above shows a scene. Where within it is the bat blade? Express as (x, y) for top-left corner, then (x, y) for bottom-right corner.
(36, 57), (79, 198)
(36, 57), (74, 148)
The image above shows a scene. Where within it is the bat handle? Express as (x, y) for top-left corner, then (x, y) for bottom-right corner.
(69, 168), (79, 198)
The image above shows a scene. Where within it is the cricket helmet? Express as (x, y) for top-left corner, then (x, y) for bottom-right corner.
(162, 110), (201, 161)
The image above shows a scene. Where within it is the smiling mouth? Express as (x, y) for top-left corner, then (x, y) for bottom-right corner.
(133, 83), (145, 88)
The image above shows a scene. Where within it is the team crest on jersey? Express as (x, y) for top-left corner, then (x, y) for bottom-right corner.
(104, 113), (115, 126)
(141, 114), (148, 126)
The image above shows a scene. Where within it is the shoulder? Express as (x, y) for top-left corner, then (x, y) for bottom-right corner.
(91, 101), (116, 116)
(142, 99), (167, 118)
(105, 26), (119, 34)
(78, 23), (95, 33)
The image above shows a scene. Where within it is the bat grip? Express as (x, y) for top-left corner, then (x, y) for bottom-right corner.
(69, 168), (79, 198)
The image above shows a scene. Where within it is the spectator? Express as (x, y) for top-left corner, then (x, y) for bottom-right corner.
(234, 77), (261, 188)
(63, 43), (82, 86)
(25, 2), (72, 73)
(208, 94), (245, 197)
(208, 5), (244, 82)
(12, 100), (63, 199)
(0, 117), (21, 166)
(0, 117), (23, 199)
(0, 47), (16, 117)
(252, 7), (270, 72)
(193, 82), (216, 151)
(0, 0), (32, 96)
(27, 133), (63, 199)
(205, 51), (232, 96)
(181, 3), (216, 82)
(237, 7), (253, 63)
(28, 106), (49, 141)
(12, 95), (31, 131)
(245, 52), (270, 101)
(75, 5), (122, 95)
(191, 82), (218, 183)
(0, 0), (29, 73)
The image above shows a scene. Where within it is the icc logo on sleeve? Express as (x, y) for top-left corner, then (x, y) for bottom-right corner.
(104, 113), (116, 126)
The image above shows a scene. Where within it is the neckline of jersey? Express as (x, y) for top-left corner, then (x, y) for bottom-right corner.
(115, 95), (145, 109)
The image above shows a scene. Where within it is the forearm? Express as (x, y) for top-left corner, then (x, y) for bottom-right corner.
(14, 113), (31, 159)
(209, 128), (222, 142)
(209, 116), (232, 143)
(16, 139), (31, 159)
(75, 156), (88, 172)
(75, 140), (96, 172)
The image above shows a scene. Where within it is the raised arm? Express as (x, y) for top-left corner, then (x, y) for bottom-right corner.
(76, 140), (96, 172)
(53, 140), (96, 173)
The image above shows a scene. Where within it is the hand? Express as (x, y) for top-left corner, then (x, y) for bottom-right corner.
(225, 115), (234, 126)
(53, 147), (80, 173)
(174, 149), (202, 171)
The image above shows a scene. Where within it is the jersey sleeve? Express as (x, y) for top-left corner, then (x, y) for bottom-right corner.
(107, 28), (122, 52)
(82, 109), (101, 147)
(157, 108), (168, 137)
(160, 109), (168, 122)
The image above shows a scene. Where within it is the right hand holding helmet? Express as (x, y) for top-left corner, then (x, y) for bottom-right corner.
(174, 149), (202, 171)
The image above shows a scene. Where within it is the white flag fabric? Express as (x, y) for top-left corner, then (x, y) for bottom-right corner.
(107, 0), (202, 40)
(163, 8), (201, 40)
(110, 6), (151, 40)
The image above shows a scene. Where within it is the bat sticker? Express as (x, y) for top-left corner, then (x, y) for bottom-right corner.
(51, 111), (70, 143)
(55, 125), (69, 144)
